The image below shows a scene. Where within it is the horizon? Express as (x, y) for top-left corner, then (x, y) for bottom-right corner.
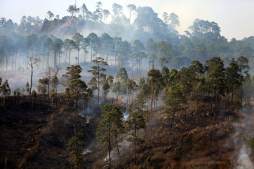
(1, 0), (254, 40)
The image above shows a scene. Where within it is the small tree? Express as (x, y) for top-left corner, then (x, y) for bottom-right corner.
(63, 65), (88, 107)
(113, 67), (129, 98)
(206, 57), (225, 103)
(51, 73), (59, 97)
(128, 104), (145, 163)
(102, 75), (114, 101)
(72, 33), (84, 64)
(0, 77), (3, 95)
(37, 78), (49, 95)
(67, 132), (85, 169)
(164, 83), (185, 113)
(26, 82), (30, 95)
(67, 5), (80, 18)
(88, 57), (108, 104)
(127, 79), (138, 103)
(225, 59), (243, 105)
(47, 11), (54, 20)
(147, 69), (163, 112)
(1, 80), (11, 96)
(96, 104), (123, 168)
(28, 57), (40, 95)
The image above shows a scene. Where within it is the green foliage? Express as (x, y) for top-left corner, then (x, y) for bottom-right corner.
(63, 65), (89, 103)
(51, 74), (59, 95)
(206, 57), (226, 99)
(2, 9), (254, 73)
(128, 104), (146, 133)
(37, 77), (49, 94)
(247, 138), (254, 150)
(147, 69), (163, 96)
(31, 90), (37, 97)
(127, 79), (138, 94)
(147, 69), (163, 111)
(225, 59), (243, 92)
(162, 56), (248, 114)
(96, 104), (124, 166)
(165, 83), (185, 112)
(67, 132), (85, 169)
(88, 57), (108, 104)
(97, 104), (124, 146)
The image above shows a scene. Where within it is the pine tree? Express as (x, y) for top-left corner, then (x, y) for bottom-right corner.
(96, 104), (123, 168)
(206, 57), (225, 102)
(67, 132), (85, 169)
(225, 59), (243, 105)
(88, 57), (108, 104)
(63, 65), (89, 107)
(128, 104), (145, 163)
(147, 69), (163, 112)
(37, 77), (49, 95)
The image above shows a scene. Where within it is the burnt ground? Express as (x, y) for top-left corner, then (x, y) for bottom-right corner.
(0, 100), (95, 169)
(0, 98), (253, 169)
(113, 103), (245, 169)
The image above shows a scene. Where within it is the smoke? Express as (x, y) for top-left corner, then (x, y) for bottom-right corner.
(234, 106), (254, 169)
(104, 139), (131, 162)
(236, 144), (254, 169)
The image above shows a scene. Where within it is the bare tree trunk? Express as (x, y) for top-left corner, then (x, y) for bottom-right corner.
(90, 46), (93, 62)
(54, 52), (57, 68)
(5, 55), (7, 72)
(134, 125), (137, 164)
(15, 52), (17, 71)
(69, 50), (71, 65)
(30, 65), (33, 95)
(84, 50), (86, 63)
(108, 125), (111, 169)
(47, 51), (50, 68)
(77, 49), (80, 65)
(97, 65), (100, 104)
(58, 52), (61, 66)
(116, 134), (120, 156)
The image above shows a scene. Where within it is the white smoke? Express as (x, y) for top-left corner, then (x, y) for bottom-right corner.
(234, 107), (254, 169)
(236, 144), (254, 169)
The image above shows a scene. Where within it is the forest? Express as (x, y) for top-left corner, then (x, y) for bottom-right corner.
(1, 1), (254, 169)
(1, 2), (254, 74)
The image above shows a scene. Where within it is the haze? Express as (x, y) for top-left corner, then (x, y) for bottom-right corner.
(0, 0), (254, 40)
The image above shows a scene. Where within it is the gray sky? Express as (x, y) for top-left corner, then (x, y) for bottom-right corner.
(0, 0), (253, 39)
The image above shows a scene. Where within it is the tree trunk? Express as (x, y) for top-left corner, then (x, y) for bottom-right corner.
(69, 50), (71, 65)
(97, 65), (100, 104)
(58, 52), (61, 66)
(30, 65), (33, 95)
(134, 125), (137, 164)
(54, 52), (57, 68)
(77, 49), (80, 65)
(47, 51), (50, 68)
(108, 125), (111, 169)
(90, 45), (93, 62)
(116, 134), (120, 156)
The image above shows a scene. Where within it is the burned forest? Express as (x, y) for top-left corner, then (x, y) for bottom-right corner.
(1, 1), (254, 169)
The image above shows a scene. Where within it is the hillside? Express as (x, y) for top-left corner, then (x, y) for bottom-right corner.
(1, 97), (253, 169)
(0, 99), (95, 169)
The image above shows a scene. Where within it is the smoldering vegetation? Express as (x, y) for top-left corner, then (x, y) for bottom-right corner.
(0, 55), (253, 169)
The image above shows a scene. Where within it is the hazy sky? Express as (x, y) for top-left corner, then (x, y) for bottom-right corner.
(0, 0), (254, 39)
